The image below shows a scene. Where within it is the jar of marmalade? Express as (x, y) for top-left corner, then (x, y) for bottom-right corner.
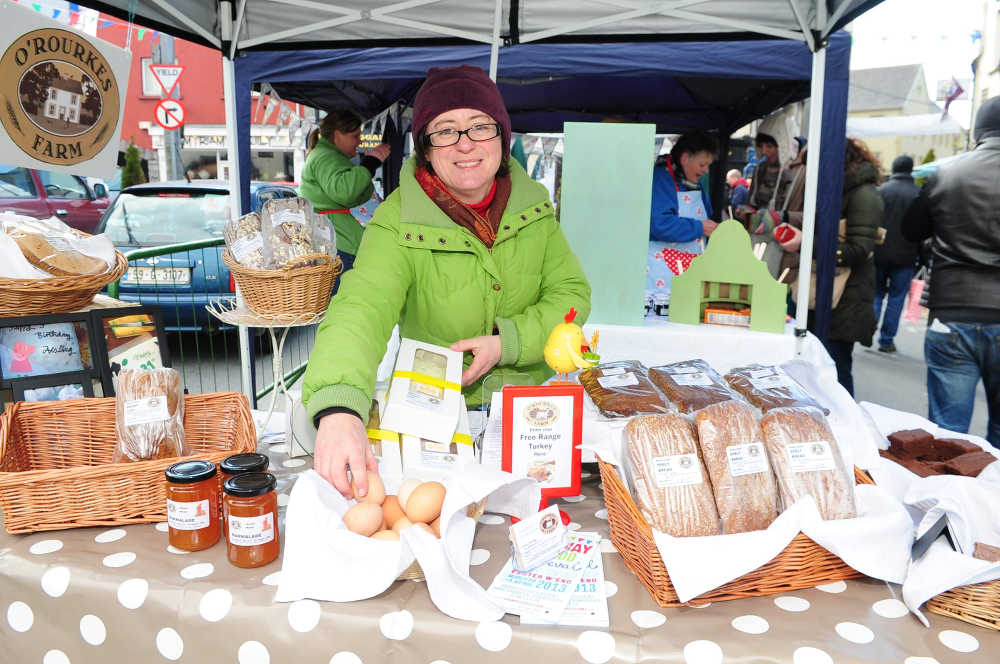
(220, 453), (269, 485)
(223, 472), (279, 568)
(165, 460), (220, 552)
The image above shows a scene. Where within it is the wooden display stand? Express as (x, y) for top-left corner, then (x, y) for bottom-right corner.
(668, 219), (787, 334)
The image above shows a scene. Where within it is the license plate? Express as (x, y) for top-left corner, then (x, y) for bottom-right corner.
(124, 266), (191, 285)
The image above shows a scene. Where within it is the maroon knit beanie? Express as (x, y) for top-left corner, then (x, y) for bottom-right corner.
(411, 65), (511, 160)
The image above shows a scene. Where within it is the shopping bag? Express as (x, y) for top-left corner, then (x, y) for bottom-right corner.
(904, 272), (927, 323)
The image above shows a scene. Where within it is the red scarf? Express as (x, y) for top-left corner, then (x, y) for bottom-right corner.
(414, 167), (511, 248)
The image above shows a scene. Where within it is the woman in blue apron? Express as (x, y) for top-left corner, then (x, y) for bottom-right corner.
(647, 131), (719, 317)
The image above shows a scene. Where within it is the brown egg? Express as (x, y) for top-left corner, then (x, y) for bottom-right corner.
(351, 471), (385, 505)
(430, 516), (441, 538)
(343, 503), (383, 537)
(382, 495), (405, 528)
(404, 481), (446, 523)
(415, 523), (436, 538)
(397, 478), (421, 512)
(391, 517), (414, 533)
(371, 529), (400, 541)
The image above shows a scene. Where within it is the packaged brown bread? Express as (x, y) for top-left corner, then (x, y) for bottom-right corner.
(625, 414), (721, 536)
(724, 364), (828, 414)
(695, 400), (779, 533)
(760, 406), (856, 520)
(649, 359), (740, 414)
(578, 361), (669, 418)
(113, 368), (189, 462)
(11, 231), (107, 276)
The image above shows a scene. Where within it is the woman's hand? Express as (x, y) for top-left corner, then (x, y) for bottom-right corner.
(701, 220), (719, 237)
(451, 335), (502, 386)
(777, 224), (803, 252)
(314, 412), (378, 499)
(366, 143), (391, 162)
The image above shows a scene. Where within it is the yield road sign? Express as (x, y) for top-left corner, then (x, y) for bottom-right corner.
(154, 99), (186, 130)
(150, 64), (185, 97)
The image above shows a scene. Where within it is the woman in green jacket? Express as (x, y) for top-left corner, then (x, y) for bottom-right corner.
(299, 110), (391, 276)
(302, 65), (591, 497)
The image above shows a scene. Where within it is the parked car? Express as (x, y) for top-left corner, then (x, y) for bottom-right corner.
(96, 180), (299, 331)
(0, 163), (111, 233)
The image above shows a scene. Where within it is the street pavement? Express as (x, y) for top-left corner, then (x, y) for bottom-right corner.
(854, 310), (990, 441)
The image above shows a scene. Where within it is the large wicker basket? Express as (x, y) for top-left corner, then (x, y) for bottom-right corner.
(223, 250), (341, 317)
(597, 457), (874, 607)
(0, 250), (127, 316)
(0, 392), (256, 534)
(926, 580), (1000, 630)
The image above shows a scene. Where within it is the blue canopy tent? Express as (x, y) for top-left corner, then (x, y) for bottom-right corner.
(232, 33), (851, 339)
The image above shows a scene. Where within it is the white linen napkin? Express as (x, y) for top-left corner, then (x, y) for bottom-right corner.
(903, 538), (1000, 626)
(905, 475), (1000, 555)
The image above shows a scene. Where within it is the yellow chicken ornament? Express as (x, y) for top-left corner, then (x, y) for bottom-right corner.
(544, 308), (600, 383)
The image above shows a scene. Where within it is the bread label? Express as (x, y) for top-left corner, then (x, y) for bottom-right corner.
(167, 499), (211, 530)
(652, 453), (703, 488)
(597, 373), (639, 389)
(231, 232), (263, 263)
(785, 441), (836, 472)
(44, 236), (73, 252)
(670, 371), (713, 386)
(725, 442), (770, 476)
(749, 374), (794, 391)
(123, 396), (170, 426)
(228, 513), (275, 546)
(749, 368), (779, 379)
(600, 366), (626, 376)
(271, 208), (306, 227)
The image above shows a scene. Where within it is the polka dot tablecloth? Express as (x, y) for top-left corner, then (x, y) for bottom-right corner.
(2, 449), (999, 664)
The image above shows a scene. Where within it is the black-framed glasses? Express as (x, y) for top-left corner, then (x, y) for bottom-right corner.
(424, 123), (501, 147)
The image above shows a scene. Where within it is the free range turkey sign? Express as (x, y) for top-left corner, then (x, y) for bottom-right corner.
(0, 2), (130, 177)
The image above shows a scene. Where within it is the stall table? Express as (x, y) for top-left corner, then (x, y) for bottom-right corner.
(2, 444), (997, 663)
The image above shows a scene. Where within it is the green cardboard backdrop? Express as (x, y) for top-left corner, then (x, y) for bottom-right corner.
(559, 122), (654, 326)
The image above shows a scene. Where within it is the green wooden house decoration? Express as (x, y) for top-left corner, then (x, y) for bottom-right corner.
(667, 219), (787, 334)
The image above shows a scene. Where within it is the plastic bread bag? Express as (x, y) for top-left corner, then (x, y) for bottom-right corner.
(723, 363), (828, 414)
(648, 359), (742, 414)
(223, 212), (266, 269)
(113, 368), (189, 463)
(312, 213), (337, 260)
(578, 361), (671, 418)
(624, 413), (721, 536)
(694, 400), (779, 533)
(260, 197), (316, 268)
(1, 213), (115, 276)
(760, 406), (856, 520)
(0, 231), (51, 278)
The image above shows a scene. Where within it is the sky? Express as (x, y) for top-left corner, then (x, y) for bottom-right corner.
(849, 0), (987, 127)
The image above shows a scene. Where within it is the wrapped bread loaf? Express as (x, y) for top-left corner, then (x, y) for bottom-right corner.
(760, 406), (856, 520)
(113, 368), (188, 462)
(695, 400), (779, 533)
(11, 231), (107, 276)
(579, 361), (669, 418)
(649, 359), (740, 414)
(625, 414), (721, 536)
(724, 364), (828, 414)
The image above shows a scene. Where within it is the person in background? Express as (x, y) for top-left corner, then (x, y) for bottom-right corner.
(302, 65), (591, 496)
(726, 168), (750, 211)
(646, 130), (718, 314)
(903, 96), (1000, 446)
(743, 132), (782, 214)
(819, 138), (882, 396)
(299, 110), (391, 282)
(873, 155), (920, 353)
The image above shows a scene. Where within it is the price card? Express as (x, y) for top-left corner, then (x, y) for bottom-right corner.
(510, 504), (567, 571)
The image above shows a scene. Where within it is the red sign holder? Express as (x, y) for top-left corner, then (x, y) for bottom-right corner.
(501, 384), (583, 525)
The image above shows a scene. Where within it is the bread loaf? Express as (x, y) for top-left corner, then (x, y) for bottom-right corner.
(649, 359), (739, 414)
(695, 400), (779, 533)
(12, 231), (106, 276)
(579, 361), (669, 418)
(625, 414), (721, 536)
(113, 368), (188, 462)
(760, 406), (856, 520)
(725, 364), (828, 414)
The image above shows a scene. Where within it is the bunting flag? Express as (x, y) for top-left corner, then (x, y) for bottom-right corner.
(254, 84), (272, 124)
(12, 0), (99, 35)
(942, 77), (964, 120)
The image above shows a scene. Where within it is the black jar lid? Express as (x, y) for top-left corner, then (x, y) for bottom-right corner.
(220, 453), (269, 475)
(165, 460), (217, 484)
(224, 472), (277, 497)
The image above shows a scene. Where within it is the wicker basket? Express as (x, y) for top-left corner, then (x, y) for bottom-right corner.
(223, 250), (341, 317)
(0, 392), (256, 534)
(926, 581), (1000, 630)
(0, 250), (127, 316)
(596, 457), (874, 607)
(397, 498), (488, 581)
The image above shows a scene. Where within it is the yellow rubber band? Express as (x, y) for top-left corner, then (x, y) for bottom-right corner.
(392, 370), (461, 393)
(452, 433), (474, 447)
(367, 429), (399, 442)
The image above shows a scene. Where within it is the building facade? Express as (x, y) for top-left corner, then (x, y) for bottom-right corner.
(44, 80), (83, 124)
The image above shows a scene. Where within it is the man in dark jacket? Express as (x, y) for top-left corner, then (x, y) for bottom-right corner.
(903, 96), (1000, 446)
(873, 155), (920, 352)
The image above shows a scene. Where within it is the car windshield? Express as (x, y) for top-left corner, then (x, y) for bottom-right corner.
(104, 191), (230, 246)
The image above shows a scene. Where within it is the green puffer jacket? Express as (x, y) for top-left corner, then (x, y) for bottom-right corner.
(302, 157), (592, 422)
(829, 161), (882, 344)
(299, 137), (374, 256)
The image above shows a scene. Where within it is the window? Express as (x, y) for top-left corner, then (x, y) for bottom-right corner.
(47, 103), (55, 115)
(140, 58), (180, 97)
(37, 171), (88, 199)
(0, 165), (37, 198)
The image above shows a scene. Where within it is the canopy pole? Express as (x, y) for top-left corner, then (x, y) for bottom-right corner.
(488, 0), (503, 80)
(221, 0), (254, 403)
